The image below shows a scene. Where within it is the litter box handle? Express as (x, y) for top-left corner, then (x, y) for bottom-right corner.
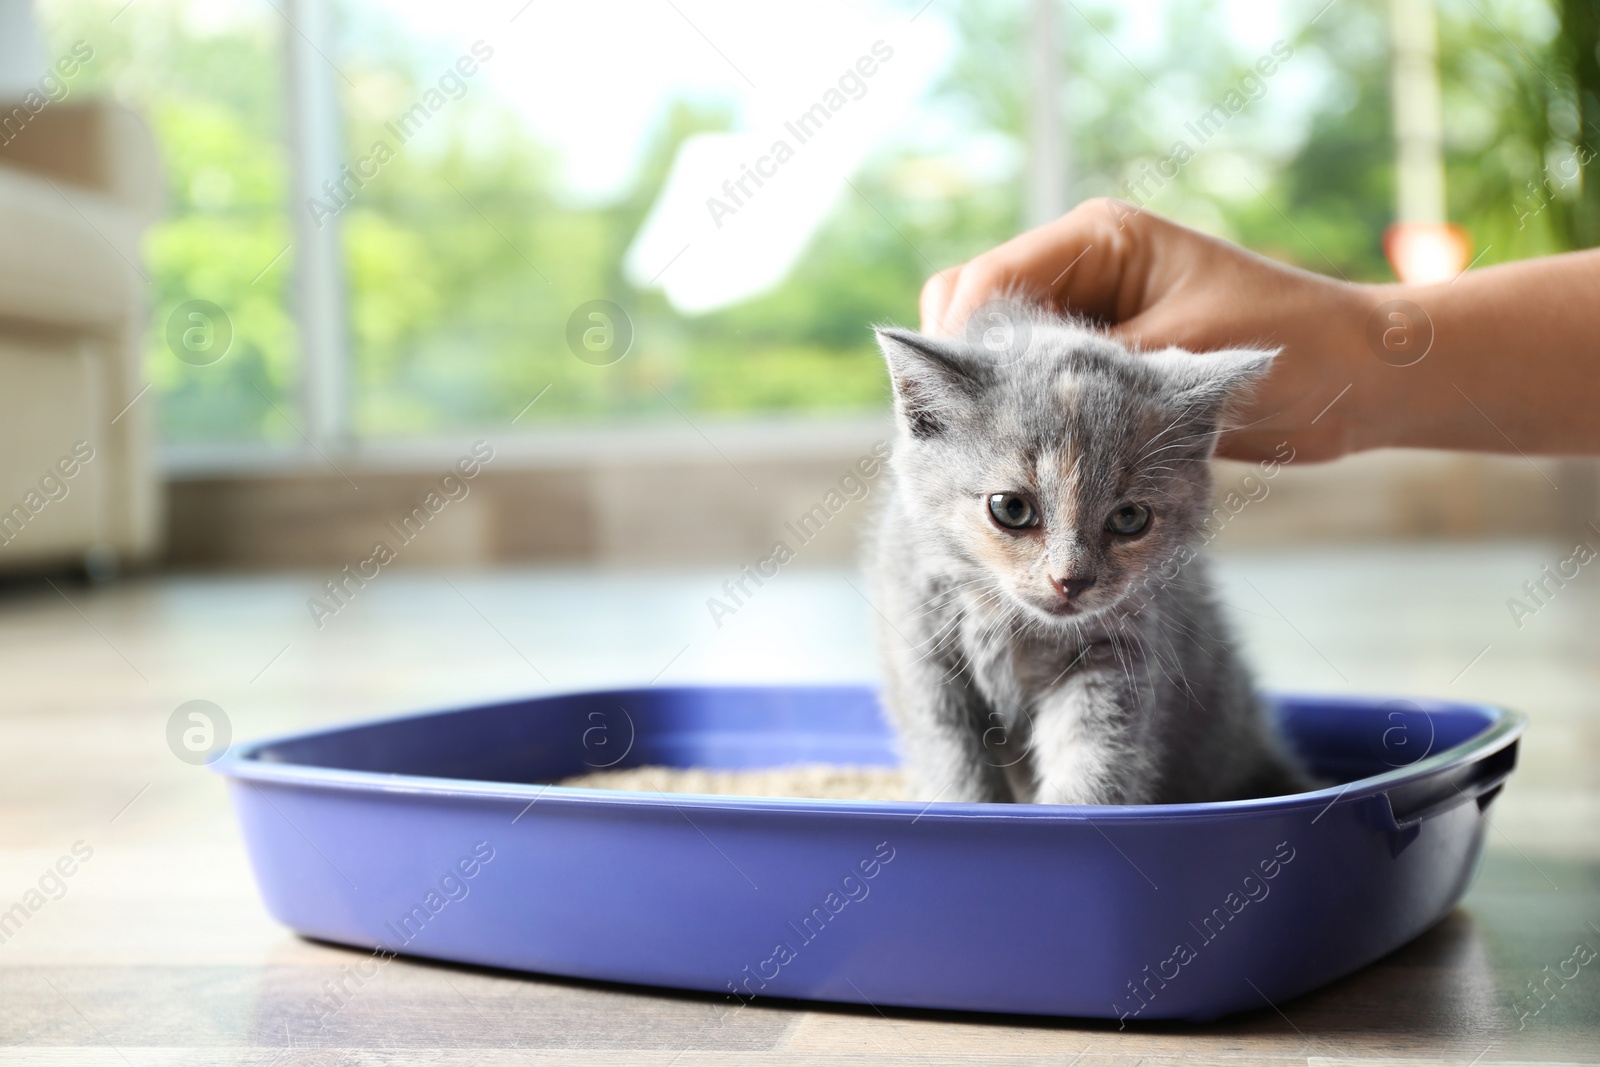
(1374, 740), (1519, 832)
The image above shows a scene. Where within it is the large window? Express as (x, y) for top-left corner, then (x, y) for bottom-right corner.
(36, 0), (1594, 450)
(39, 0), (298, 445)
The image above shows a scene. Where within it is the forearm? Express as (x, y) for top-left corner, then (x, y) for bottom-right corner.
(1354, 249), (1600, 456)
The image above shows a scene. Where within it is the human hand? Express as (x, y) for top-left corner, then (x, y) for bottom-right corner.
(918, 199), (1383, 463)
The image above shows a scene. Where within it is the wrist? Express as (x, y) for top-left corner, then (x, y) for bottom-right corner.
(1343, 281), (1431, 455)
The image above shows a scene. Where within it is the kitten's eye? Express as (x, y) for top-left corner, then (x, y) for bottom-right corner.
(987, 493), (1038, 530)
(1106, 503), (1151, 536)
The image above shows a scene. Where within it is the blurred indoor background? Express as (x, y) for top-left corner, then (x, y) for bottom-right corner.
(1, 0), (1595, 576)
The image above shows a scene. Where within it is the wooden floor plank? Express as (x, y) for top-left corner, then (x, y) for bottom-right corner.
(1, 551), (1596, 1064)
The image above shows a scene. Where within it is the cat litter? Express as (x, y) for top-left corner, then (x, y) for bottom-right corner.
(217, 684), (1521, 1021)
(559, 764), (909, 800)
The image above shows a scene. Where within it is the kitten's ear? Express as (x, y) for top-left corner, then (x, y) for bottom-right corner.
(875, 327), (993, 438)
(1144, 346), (1278, 437)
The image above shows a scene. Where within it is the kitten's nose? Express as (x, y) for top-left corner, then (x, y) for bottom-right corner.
(1056, 576), (1095, 600)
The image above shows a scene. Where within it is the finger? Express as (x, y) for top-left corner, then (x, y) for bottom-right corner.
(919, 265), (960, 335)
(937, 198), (1144, 334)
(1102, 301), (1215, 355)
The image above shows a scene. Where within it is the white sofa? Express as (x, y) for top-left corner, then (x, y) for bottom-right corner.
(0, 101), (161, 572)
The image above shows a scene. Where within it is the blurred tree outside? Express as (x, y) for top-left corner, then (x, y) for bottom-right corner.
(38, 0), (298, 444)
(1550, 0), (1600, 248)
(1229, 0), (1599, 276)
(34, 0), (1600, 445)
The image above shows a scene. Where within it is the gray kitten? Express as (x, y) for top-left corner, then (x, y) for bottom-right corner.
(868, 310), (1310, 805)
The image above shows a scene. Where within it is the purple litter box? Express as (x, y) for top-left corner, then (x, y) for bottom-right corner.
(216, 686), (1522, 1021)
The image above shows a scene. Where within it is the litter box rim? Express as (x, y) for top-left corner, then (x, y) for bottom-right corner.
(212, 685), (1525, 826)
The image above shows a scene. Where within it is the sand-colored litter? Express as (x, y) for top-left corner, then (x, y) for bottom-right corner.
(558, 764), (908, 801)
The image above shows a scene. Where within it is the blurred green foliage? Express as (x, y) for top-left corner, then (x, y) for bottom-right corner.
(33, 0), (1600, 443)
(36, 2), (298, 441)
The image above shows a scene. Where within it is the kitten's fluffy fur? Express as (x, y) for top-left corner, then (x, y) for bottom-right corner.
(869, 311), (1310, 805)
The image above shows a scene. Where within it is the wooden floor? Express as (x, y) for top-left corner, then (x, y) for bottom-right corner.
(1, 544), (1596, 1065)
